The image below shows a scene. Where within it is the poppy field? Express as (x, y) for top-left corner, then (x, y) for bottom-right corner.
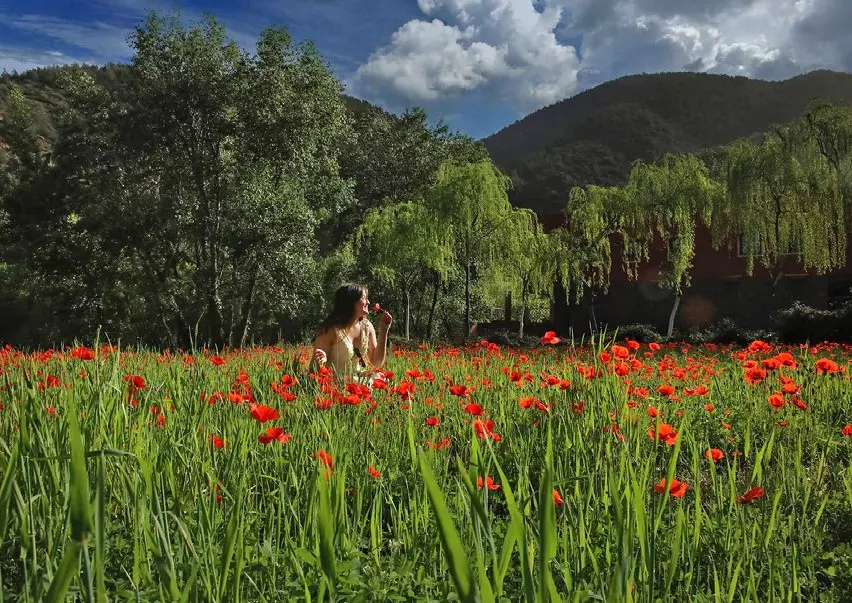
(1, 336), (851, 602)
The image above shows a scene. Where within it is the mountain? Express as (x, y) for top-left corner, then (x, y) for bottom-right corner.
(0, 63), (393, 143)
(483, 70), (852, 214)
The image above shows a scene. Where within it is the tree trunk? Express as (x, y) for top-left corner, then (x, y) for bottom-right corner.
(518, 281), (528, 339)
(464, 260), (472, 338)
(426, 270), (440, 340)
(667, 294), (681, 338)
(403, 286), (411, 341)
(238, 265), (259, 348)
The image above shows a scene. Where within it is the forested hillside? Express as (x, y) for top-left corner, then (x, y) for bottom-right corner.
(484, 70), (852, 212)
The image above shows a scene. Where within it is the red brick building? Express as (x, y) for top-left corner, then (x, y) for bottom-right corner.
(539, 214), (852, 335)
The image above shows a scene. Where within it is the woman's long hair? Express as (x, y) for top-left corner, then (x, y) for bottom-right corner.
(318, 283), (368, 333)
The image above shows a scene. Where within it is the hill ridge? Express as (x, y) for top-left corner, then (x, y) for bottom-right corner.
(483, 69), (852, 213)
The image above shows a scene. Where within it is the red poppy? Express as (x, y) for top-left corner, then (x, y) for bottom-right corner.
(425, 416), (440, 427)
(258, 427), (291, 445)
(705, 448), (724, 462)
(519, 396), (537, 409)
(472, 419), (501, 441)
(768, 393), (785, 410)
(373, 303), (382, 313)
(737, 486), (764, 504)
(540, 331), (560, 345)
(449, 384), (470, 397)
(654, 477), (687, 498)
(649, 343), (661, 351)
(250, 404), (280, 423)
(814, 358), (840, 374)
(314, 449), (334, 470)
(657, 384), (675, 397)
(463, 403), (484, 416)
(744, 367), (767, 385)
(842, 424), (852, 437)
(477, 476), (500, 490)
(748, 340), (771, 354)
(782, 381), (800, 394)
(369, 466), (382, 478)
(210, 435), (226, 449)
(775, 352), (797, 368)
(611, 345), (630, 359)
(552, 489), (564, 505)
(648, 422), (678, 446)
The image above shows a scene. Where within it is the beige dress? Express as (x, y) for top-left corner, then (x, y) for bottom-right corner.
(326, 325), (371, 384)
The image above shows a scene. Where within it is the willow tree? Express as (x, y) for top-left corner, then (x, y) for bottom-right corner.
(716, 124), (847, 279)
(487, 208), (553, 338)
(626, 153), (718, 337)
(354, 200), (453, 340)
(553, 184), (638, 333)
(803, 103), (852, 202)
(428, 159), (516, 336)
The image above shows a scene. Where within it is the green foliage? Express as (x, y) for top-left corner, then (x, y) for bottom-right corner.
(775, 300), (852, 343)
(626, 153), (719, 292)
(485, 71), (852, 213)
(718, 124), (846, 275)
(355, 199), (453, 339)
(428, 159), (518, 335)
(2, 341), (852, 599)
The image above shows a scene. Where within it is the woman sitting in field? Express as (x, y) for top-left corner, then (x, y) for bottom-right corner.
(312, 283), (392, 383)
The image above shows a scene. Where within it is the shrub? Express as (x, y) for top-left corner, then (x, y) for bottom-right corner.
(775, 301), (852, 343)
(612, 323), (663, 343)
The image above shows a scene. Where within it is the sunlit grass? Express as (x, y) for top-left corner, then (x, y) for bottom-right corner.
(0, 338), (850, 601)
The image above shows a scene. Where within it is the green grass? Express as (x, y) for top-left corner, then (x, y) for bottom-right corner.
(0, 339), (851, 601)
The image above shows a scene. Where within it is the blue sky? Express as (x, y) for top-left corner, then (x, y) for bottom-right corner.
(2, 0), (850, 139)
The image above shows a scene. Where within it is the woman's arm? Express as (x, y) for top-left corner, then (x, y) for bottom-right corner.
(311, 329), (333, 371)
(368, 311), (392, 367)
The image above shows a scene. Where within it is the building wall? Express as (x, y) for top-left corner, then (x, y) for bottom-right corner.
(545, 217), (852, 334)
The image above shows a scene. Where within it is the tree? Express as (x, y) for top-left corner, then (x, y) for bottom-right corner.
(626, 153), (718, 337)
(354, 200), (453, 340)
(47, 12), (354, 347)
(427, 159), (516, 337)
(551, 184), (638, 334)
(489, 209), (555, 338)
(803, 103), (852, 202)
(717, 125), (847, 280)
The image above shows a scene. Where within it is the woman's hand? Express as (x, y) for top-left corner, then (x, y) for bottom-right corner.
(379, 310), (393, 331)
(313, 348), (327, 367)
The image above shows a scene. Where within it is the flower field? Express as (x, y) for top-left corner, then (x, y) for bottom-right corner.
(1, 336), (851, 602)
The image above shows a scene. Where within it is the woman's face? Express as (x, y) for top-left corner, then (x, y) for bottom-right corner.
(353, 290), (369, 319)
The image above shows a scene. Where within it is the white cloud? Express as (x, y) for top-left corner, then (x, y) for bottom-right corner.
(350, 0), (851, 116)
(0, 47), (91, 74)
(7, 15), (134, 59)
(348, 0), (581, 113)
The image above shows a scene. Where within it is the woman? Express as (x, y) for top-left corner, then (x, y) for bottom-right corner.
(312, 284), (392, 383)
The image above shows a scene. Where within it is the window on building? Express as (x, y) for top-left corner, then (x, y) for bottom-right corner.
(666, 237), (678, 261)
(737, 234), (761, 257)
(624, 240), (642, 264)
(737, 234), (801, 257)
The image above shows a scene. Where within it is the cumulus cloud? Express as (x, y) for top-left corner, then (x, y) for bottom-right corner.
(350, 0), (851, 116)
(348, 0), (581, 113)
(571, 0), (809, 85)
